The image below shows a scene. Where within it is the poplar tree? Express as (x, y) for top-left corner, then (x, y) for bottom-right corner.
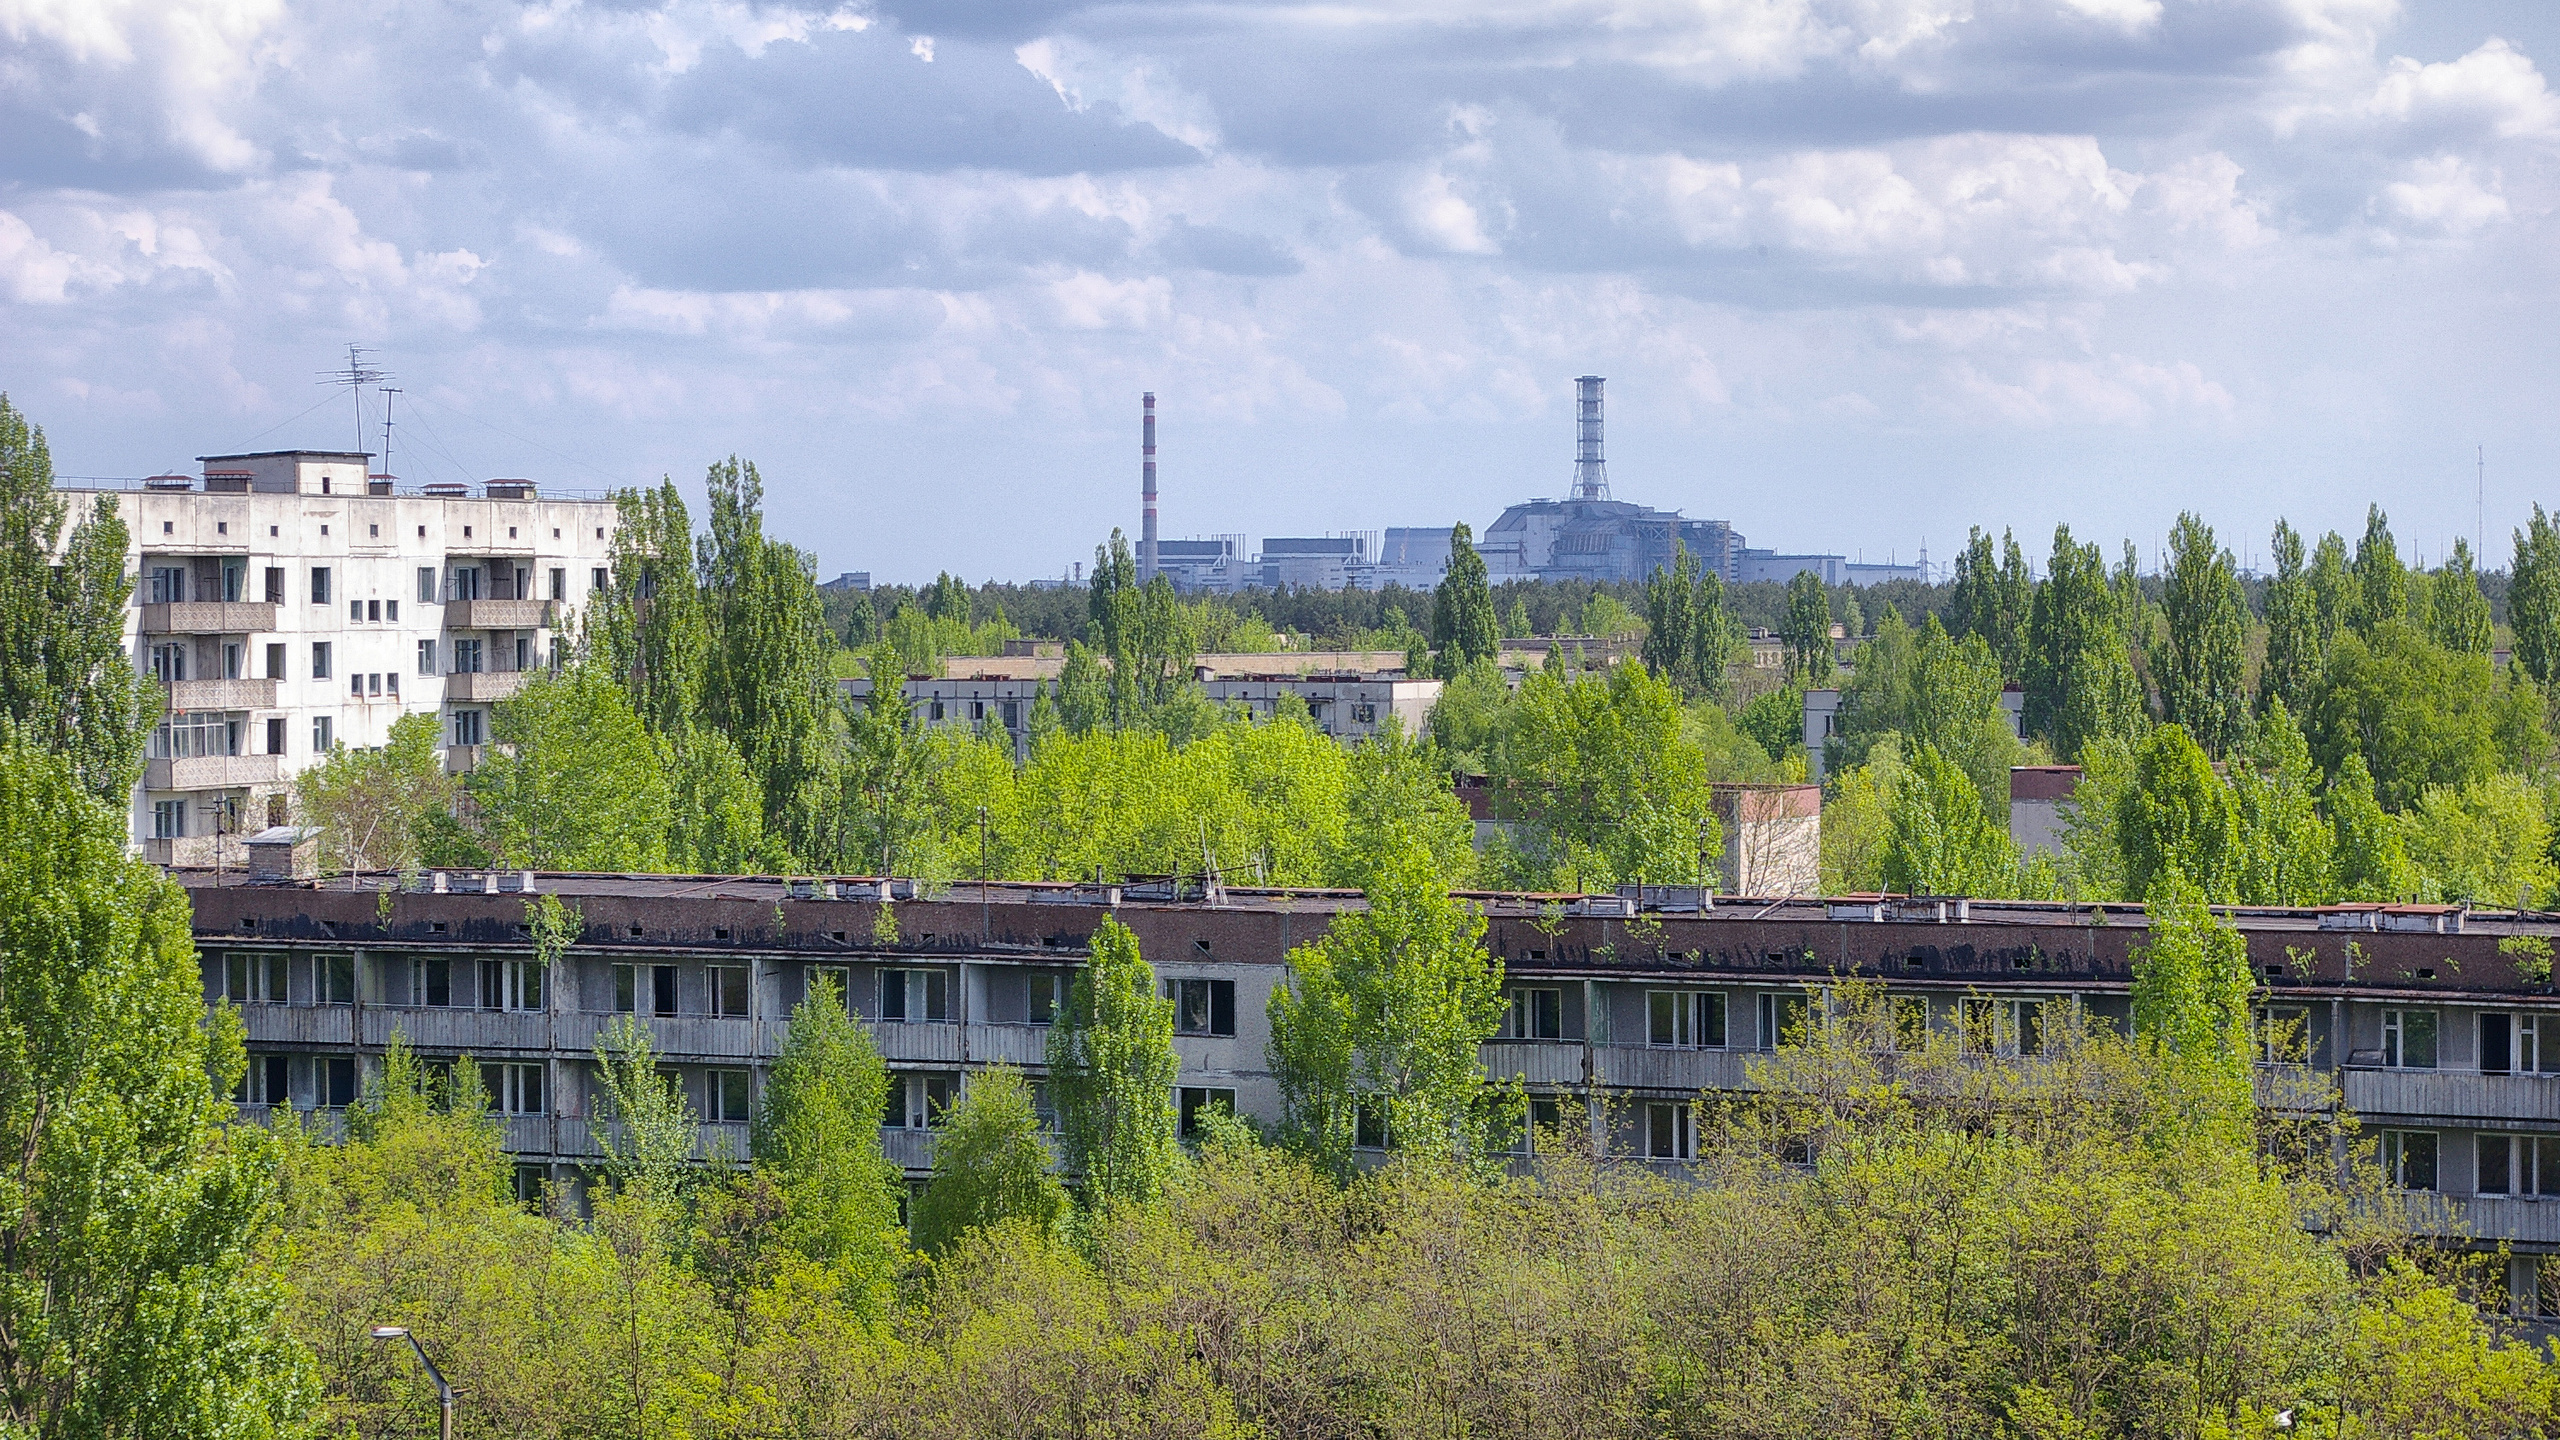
(1430, 522), (1499, 681)
(2330, 752), (2420, 902)
(1780, 570), (1835, 684)
(1992, 529), (2034, 680)
(0, 733), (309, 1434)
(1639, 544), (1697, 687)
(2023, 525), (2144, 761)
(2309, 529), (2358, 645)
(2428, 537), (2493, 657)
(590, 479), (708, 738)
(1047, 917), (1180, 1209)
(471, 666), (673, 871)
(0, 395), (153, 807)
(1880, 742), (2015, 898)
(2129, 867), (2257, 1129)
(697, 458), (838, 864)
(2231, 701), (2335, 906)
(2512, 506), (2560, 686)
(910, 1066), (1066, 1256)
(2257, 521), (2322, 717)
(2118, 723), (2241, 903)
(1688, 566), (1742, 702)
(751, 973), (905, 1284)
(2158, 513), (2249, 757)
(1945, 528), (2000, 653)
(2351, 505), (2408, 634)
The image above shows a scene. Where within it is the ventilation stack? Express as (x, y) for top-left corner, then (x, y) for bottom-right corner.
(1573, 375), (1610, 501)
(1141, 392), (1159, 583)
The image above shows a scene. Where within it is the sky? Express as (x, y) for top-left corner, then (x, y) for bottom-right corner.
(4, 0), (2558, 585)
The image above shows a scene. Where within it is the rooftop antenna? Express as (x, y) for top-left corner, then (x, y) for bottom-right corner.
(378, 386), (401, 479)
(2478, 445), (2485, 561)
(319, 344), (389, 456)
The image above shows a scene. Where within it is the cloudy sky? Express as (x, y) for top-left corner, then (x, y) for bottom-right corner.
(5, 0), (2557, 583)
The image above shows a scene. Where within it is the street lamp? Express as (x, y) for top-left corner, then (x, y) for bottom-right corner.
(368, 1326), (455, 1440)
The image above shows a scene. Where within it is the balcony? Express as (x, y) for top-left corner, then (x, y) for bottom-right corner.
(165, 677), (277, 711)
(442, 671), (527, 703)
(140, 601), (277, 635)
(143, 834), (248, 868)
(145, 753), (280, 791)
(366, 1008), (557, 1053)
(971, 1023), (1053, 1067)
(874, 1020), (965, 1064)
(1586, 1044), (1759, 1093)
(445, 598), (555, 631)
(565, 1012), (766, 1061)
(236, 1004), (359, 1047)
(443, 744), (486, 775)
(2342, 1067), (2560, 1124)
(881, 1127), (936, 1171)
(1479, 1040), (1589, 1086)
(2451, 1194), (2560, 1246)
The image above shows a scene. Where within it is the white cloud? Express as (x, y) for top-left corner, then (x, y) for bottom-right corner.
(2377, 154), (2509, 234)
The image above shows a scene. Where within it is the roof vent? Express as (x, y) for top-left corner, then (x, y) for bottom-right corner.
(144, 474), (195, 491)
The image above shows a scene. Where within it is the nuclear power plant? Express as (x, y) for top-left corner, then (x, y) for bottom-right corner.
(1128, 377), (1922, 593)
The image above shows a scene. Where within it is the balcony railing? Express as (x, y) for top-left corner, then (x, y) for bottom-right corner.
(881, 1127), (936, 1171)
(445, 598), (555, 631)
(442, 671), (527, 703)
(140, 600), (277, 635)
(2342, 1066), (2560, 1124)
(366, 1009), (557, 1053)
(145, 753), (280, 791)
(234, 1004), (359, 1047)
(166, 677), (277, 711)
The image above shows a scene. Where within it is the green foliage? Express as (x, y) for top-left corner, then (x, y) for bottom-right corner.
(2119, 723), (2241, 903)
(2403, 773), (2557, 907)
(1423, 657), (1510, 775)
(1779, 570), (1834, 684)
(1429, 522), (1499, 681)
(0, 731), (309, 1435)
(667, 724), (787, 873)
(2330, 752), (2422, 902)
(911, 1066), (1067, 1256)
(1047, 918), (1180, 1210)
(1639, 545), (1696, 688)
(2158, 512), (2250, 757)
(292, 710), (457, 873)
(1820, 739), (1902, 894)
(1683, 700), (1785, 785)
(1641, 544), (1744, 700)
(0, 396), (153, 806)
(2310, 528), (2358, 644)
(2128, 867), (2257, 1132)
(2428, 537), (2494, 657)
(2308, 619), (2547, 812)
(2352, 504), (2409, 634)
(590, 479), (708, 738)
(1882, 741), (2015, 897)
(470, 664), (673, 871)
(2258, 520), (2323, 717)
(1486, 662), (1720, 890)
(1088, 529), (1199, 724)
(1945, 525), (2033, 679)
(1734, 682), (1805, 767)
(2231, 701), (2336, 906)
(698, 457), (839, 865)
(2513, 504), (2560, 687)
(2023, 525), (2146, 761)
(749, 972), (901, 1278)
(1268, 836), (1514, 1173)
(592, 1013), (704, 1197)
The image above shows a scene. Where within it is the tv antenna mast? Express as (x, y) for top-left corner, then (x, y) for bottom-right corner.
(2478, 445), (2485, 561)
(380, 387), (402, 479)
(319, 345), (389, 458)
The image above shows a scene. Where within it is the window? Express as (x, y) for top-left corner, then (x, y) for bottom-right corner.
(880, 968), (951, 1022)
(1507, 1096), (1567, 1155)
(322, 1057), (357, 1109)
(2260, 1005), (2313, 1065)
(418, 640), (436, 675)
(223, 642), (242, 679)
(265, 641), (285, 679)
(265, 717), (286, 756)
(1353, 1097), (1391, 1151)
(490, 1064), (546, 1115)
(1762, 992), (1812, 1048)
(369, 522), (379, 538)
(592, 566), (608, 594)
(1178, 1087), (1236, 1138)
(221, 561), (243, 600)
(452, 566), (482, 601)
(884, 1073), (953, 1129)
(234, 1054), (291, 1107)
(514, 636), (531, 672)
(550, 567), (566, 601)
(709, 1069), (751, 1123)
(310, 567), (330, 605)
(318, 954), (355, 1005)
(1166, 977), (1237, 1036)
(311, 642), (331, 679)
(1027, 972), (1061, 1025)
(368, 599), (382, 623)
(311, 715), (333, 752)
(1503, 986), (1564, 1041)
(149, 641), (186, 682)
(453, 638), (483, 673)
(1647, 991), (1727, 1049)
(1350, 702), (1376, 724)
(350, 672), (364, 698)
(148, 565), (185, 603)
(418, 567), (437, 603)
(1889, 994), (1930, 1051)
(480, 958), (544, 1011)
(222, 952), (287, 1004)
(2383, 1009), (2439, 1069)
(150, 712), (240, 760)
(386, 672), (398, 697)
(452, 710), (483, 746)
(2381, 1130), (2438, 1190)
(263, 566), (285, 603)
(414, 958), (455, 1007)
(710, 965), (749, 1018)
(349, 600), (363, 623)
(2481, 1013), (2558, 1075)
(809, 965), (854, 1010)
(610, 963), (679, 1016)
(1646, 1102), (1695, 1161)
(152, 800), (185, 840)
(2479, 1134), (2560, 1196)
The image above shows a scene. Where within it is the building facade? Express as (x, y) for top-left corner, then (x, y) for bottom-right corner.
(191, 873), (2560, 1308)
(840, 669), (1441, 761)
(79, 455), (617, 861)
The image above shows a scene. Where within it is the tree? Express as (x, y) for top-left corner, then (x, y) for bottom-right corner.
(2403, 774), (2556, 907)
(2511, 505), (2560, 686)
(2158, 513), (2249, 757)
(1945, 527), (2035, 680)
(2257, 520), (2322, 717)
(2351, 505), (2408, 634)
(2307, 620), (2545, 812)
(1430, 522), (1499, 681)
(591, 1013), (702, 1197)
(2129, 867), (2256, 1128)
(2309, 529), (2358, 644)
(293, 710), (458, 873)
(1779, 570), (1835, 684)
(1268, 836), (1514, 1173)
(0, 395), (153, 807)
(1639, 545), (1696, 689)
(751, 973), (905, 1283)
(1054, 640), (1109, 736)
(0, 733), (309, 1435)
(922, 571), (972, 623)
(1831, 609), (1917, 773)
(2231, 702), (2335, 906)
(1881, 742), (2015, 897)
(839, 646), (940, 876)
(1342, 719), (1477, 887)
(697, 457), (838, 864)
(470, 665), (673, 871)
(1687, 566), (1743, 702)
(2119, 723), (2241, 903)
(2329, 752), (2420, 902)
(1487, 662), (1720, 891)
(1945, 528), (2001, 656)
(589, 479), (709, 738)
(910, 1066), (1067, 1256)
(1907, 615), (2017, 805)
(2023, 525), (2145, 761)
(2428, 537), (2493, 657)
(667, 725), (786, 874)
(1047, 917), (1180, 1209)
(1820, 741), (1902, 894)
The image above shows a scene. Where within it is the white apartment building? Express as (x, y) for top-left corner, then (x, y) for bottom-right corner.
(83, 451), (620, 863)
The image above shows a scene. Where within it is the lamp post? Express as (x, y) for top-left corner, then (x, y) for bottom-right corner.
(369, 1325), (455, 1440)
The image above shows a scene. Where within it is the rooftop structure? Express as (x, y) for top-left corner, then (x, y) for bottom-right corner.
(1477, 377), (1748, 586)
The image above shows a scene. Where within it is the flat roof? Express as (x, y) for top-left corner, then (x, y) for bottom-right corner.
(196, 450), (372, 462)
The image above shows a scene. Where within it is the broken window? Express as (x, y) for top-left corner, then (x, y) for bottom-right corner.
(1502, 986), (1563, 1041)
(1166, 977), (1236, 1037)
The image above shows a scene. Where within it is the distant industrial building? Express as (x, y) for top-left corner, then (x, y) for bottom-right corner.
(819, 571), (871, 593)
(1366, 526), (1456, 591)
(1256, 535), (1373, 590)
(1732, 551), (1924, 587)
(1154, 537), (1245, 594)
(1477, 378), (1749, 587)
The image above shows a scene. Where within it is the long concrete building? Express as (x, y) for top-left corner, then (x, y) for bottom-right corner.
(70, 457), (618, 861)
(194, 863), (2560, 1310)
